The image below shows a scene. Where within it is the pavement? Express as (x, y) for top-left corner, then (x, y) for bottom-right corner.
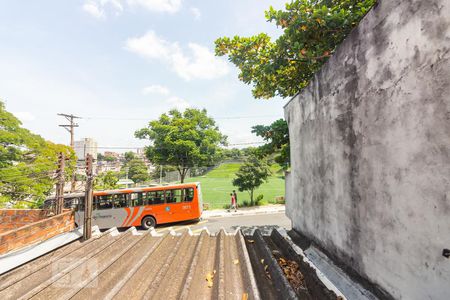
(201, 204), (285, 218)
(150, 211), (291, 235)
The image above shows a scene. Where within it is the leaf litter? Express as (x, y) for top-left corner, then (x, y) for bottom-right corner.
(277, 257), (308, 293)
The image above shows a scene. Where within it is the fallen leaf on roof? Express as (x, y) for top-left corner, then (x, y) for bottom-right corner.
(277, 257), (307, 293)
(242, 293), (249, 300)
(233, 259), (239, 265)
(206, 271), (215, 288)
(260, 259), (264, 264)
(247, 239), (255, 243)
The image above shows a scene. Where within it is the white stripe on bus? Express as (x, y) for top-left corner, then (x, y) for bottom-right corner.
(127, 206), (145, 226)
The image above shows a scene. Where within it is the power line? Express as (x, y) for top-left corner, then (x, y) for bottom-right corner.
(73, 142), (266, 151)
(82, 115), (281, 121)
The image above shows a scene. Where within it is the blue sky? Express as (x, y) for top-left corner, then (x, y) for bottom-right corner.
(0, 0), (288, 151)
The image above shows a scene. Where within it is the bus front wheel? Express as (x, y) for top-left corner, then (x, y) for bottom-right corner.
(141, 216), (156, 230)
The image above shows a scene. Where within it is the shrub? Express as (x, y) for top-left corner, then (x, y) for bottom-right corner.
(255, 194), (264, 206)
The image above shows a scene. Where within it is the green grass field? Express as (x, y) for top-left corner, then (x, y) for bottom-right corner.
(186, 163), (285, 209)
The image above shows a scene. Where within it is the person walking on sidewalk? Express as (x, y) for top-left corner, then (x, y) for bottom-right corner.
(230, 193), (237, 212)
(232, 190), (238, 209)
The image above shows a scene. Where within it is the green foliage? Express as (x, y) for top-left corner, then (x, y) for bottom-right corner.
(135, 108), (227, 183)
(95, 171), (119, 190)
(255, 194), (264, 205)
(252, 119), (290, 168)
(126, 158), (150, 183)
(222, 148), (243, 161)
(104, 156), (117, 162)
(215, 0), (376, 99)
(0, 101), (76, 208)
(124, 151), (137, 162)
(232, 156), (271, 205)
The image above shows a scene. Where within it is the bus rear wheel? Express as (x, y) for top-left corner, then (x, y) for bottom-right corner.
(141, 216), (156, 230)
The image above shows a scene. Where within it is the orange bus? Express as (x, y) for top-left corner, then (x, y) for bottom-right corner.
(73, 182), (203, 230)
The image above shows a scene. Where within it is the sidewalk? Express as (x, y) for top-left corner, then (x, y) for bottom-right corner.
(202, 204), (285, 218)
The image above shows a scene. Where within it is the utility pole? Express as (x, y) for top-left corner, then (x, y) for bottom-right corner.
(83, 154), (94, 241)
(58, 113), (81, 192)
(160, 165), (163, 184)
(54, 152), (65, 215)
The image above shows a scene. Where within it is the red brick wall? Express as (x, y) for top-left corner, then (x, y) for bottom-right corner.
(0, 210), (75, 255)
(0, 209), (49, 234)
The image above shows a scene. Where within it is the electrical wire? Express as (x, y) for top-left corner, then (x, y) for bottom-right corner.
(82, 115), (281, 121)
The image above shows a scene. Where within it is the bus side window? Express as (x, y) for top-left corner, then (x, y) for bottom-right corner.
(145, 191), (156, 205)
(130, 192), (144, 207)
(155, 191), (165, 204)
(93, 196), (99, 210)
(113, 194), (128, 208)
(169, 189), (182, 203)
(166, 190), (174, 203)
(78, 198), (85, 211)
(98, 195), (113, 210)
(185, 188), (194, 202)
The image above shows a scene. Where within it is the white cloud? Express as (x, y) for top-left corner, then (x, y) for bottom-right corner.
(172, 43), (229, 80)
(82, 2), (105, 19)
(190, 7), (201, 20)
(142, 84), (170, 95)
(125, 31), (229, 80)
(166, 96), (190, 110)
(125, 31), (176, 60)
(82, 0), (124, 19)
(13, 111), (36, 122)
(128, 0), (182, 14)
(83, 0), (181, 18)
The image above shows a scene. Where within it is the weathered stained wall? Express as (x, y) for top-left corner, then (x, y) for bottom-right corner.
(284, 0), (450, 299)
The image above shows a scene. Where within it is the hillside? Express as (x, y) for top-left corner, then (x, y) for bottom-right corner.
(186, 163), (285, 209)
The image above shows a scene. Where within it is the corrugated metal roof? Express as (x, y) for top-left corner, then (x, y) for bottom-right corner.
(0, 227), (343, 300)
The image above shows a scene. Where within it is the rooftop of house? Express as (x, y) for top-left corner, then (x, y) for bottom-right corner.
(0, 225), (364, 300)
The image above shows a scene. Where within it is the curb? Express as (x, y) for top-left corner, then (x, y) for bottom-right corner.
(203, 208), (285, 219)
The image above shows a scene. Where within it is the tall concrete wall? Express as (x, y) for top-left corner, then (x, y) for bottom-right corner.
(284, 0), (450, 299)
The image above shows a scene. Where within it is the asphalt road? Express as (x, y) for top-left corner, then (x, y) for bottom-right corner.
(149, 212), (291, 234)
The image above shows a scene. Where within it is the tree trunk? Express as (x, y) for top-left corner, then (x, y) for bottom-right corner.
(250, 189), (254, 206)
(179, 168), (189, 183)
(180, 170), (185, 183)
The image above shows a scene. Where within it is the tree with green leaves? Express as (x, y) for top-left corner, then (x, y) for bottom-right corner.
(0, 101), (75, 208)
(135, 108), (227, 183)
(215, 0), (376, 99)
(126, 158), (150, 183)
(252, 119), (290, 168)
(232, 155), (271, 206)
(95, 171), (119, 190)
(124, 151), (137, 163)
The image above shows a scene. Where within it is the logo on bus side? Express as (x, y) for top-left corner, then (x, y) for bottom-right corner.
(165, 206), (170, 212)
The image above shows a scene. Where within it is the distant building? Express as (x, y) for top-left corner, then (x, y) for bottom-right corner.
(74, 138), (97, 161)
(136, 148), (146, 158)
(104, 151), (120, 159)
